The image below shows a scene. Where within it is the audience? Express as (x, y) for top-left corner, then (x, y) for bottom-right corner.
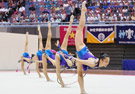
(0, 0), (135, 24)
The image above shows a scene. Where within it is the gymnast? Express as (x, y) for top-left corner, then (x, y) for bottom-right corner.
(44, 15), (74, 87)
(62, 1), (110, 94)
(42, 21), (55, 81)
(20, 32), (32, 75)
(31, 25), (44, 78)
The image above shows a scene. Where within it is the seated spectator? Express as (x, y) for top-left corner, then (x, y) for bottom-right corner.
(69, 4), (75, 14)
(56, 16), (61, 22)
(63, 1), (69, 8)
(122, 7), (128, 13)
(95, 7), (101, 14)
(61, 11), (66, 22)
(108, 13), (113, 21)
(68, 0), (72, 6)
(59, 4), (64, 10)
(29, 12), (36, 19)
(121, 14), (127, 21)
(93, 13), (99, 22)
(55, 12), (61, 18)
(25, 16), (30, 22)
(29, 4), (35, 11)
(127, 14), (132, 21)
(131, 13), (135, 21)
(19, 5), (25, 13)
(124, 0), (129, 7)
(87, 14), (94, 22)
(55, 4), (60, 11)
(128, 7), (134, 12)
(106, 7), (112, 15)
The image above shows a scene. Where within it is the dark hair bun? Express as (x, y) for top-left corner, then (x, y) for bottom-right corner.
(100, 53), (109, 59)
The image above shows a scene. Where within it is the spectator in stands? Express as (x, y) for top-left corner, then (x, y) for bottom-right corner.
(95, 7), (101, 14)
(29, 11), (36, 20)
(55, 4), (60, 11)
(117, 15), (121, 21)
(59, 4), (64, 10)
(25, 16), (30, 22)
(19, 5), (25, 13)
(106, 7), (112, 15)
(87, 14), (94, 22)
(124, 0), (129, 7)
(99, 16), (105, 22)
(63, 1), (69, 8)
(121, 14), (127, 21)
(122, 7), (128, 13)
(108, 13), (113, 21)
(68, 0), (72, 6)
(56, 16), (61, 22)
(61, 11), (66, 22)
(127, 14), (132, 21)
(29, 4), (35, 11)
(55, 11), (60, 18)
(131, 13), (135, 21)
(128, 7), (134, 13)
(69, 4), (75, 14)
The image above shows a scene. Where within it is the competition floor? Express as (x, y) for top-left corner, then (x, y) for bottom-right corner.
(0, 70), (135, 94)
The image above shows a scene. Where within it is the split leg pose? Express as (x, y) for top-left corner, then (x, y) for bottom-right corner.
(20, 32), (32, 75)
(44, 15), (74, 87)
(42, 21), (55, 81)
(32, 25), (44, 78)
(63, 1), (110, 94)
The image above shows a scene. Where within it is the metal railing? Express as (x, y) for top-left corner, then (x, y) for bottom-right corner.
(0, 21), (135, 26)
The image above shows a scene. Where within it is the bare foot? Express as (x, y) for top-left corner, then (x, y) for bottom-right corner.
(48, 21), (51, 28)
(39, 75), (42, 78)
(47, 79), (54, 82)
(81, 1), (87, 12)
(37, 25), (40, 31)
(26, 32), (29, 35)
(70, 15), (74, 23)
(80, 91), (87, 94)
(61, 84), (67, 88)
(24, 72), (27, 75)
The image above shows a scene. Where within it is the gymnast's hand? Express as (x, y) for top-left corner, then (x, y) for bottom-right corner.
(55, 40), (60, 47)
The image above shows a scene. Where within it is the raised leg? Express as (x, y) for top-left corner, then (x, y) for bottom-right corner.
(45, 21), (52, 50)
(24, 32), (29, 52)
(37, 25), (43, 50)
(75, 1), (87, 51)
(61, 15), (74, 50)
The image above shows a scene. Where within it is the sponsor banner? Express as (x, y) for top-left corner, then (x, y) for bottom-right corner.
(87, 26), (114, 43)
(117, 26), (135, 44)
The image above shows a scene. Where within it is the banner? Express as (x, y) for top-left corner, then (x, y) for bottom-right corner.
(117, 26), (135, 44)
(60, 26), (85, 46)
(87, 26), (114, 43)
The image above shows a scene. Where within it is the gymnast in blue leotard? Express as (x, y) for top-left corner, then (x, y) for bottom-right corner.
(31, 25), (44, 78)
(63, 2), (110, 94)
(20, 32), (32, 75)
(54, 2), (110, 93)
(41, 21), (56, 82)
(43, 16), (74, 87)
